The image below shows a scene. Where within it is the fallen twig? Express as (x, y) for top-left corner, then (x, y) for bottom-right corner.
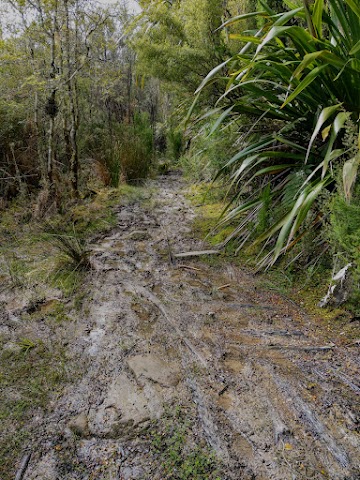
(177, 265), (202, 272)
(218, 384), (229, 396)
(15, 452), (31, 480)
(174, 250), (220, 258)
(217, 284), (231, 291)
(242, 329), (304, 337)
(268, 343), (335, 352)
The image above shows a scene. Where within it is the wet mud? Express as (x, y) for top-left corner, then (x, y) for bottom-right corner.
(2, 173), (360, 479)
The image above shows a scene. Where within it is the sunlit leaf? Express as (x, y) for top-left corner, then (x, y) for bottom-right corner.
(282, 65), (328, 108)
(343, 153), (360, 202)
(349, 39), (360, 55)
(321, 124), (332, 141)
(306, 104), (342, 161)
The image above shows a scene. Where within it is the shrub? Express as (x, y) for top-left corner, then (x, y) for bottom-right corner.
(195, 0), (360, 269)
(119, 112), (154, 184)
(167, 128), (184, 162)
(79, 112), (154, 187)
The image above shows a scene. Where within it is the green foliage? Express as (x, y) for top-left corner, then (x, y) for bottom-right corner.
(134, 0), (224, 93)
(2, 254), (29, 289)
(17, 338), (37, 353)
(329, 190), (360, 311)
(257, 183), (271, 234)
(0, 335), (69, 478)
(0, 1), (157, 204)
(149, 408), (221, 480)
(120, 113), (154, 184)
(330, 196), (360, 257)
(133, 0), (226, 138)
(196, 0), (360, 268)
(80, 112), (154, 187)
(180, 121), (238, 182)
(167, 128), (184, 162)
(0, 35), (39, 199)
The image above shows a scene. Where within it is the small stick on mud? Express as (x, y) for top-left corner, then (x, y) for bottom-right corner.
(174, 250), (220, 258)
(217, 284), (231, 291)
(162, 227), (175, 265)
(218, 384), (229, 396)
(177, 265), (202, 272)
(15, 452), (31, 480)
(268, 343), (336, 351)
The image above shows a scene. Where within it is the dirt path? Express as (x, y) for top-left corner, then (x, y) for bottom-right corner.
(4, 173), (360, 479)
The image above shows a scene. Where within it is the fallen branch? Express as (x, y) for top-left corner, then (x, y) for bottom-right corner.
(15, 452), (31, 480)
(217, 284), (231, 290)
(174, 250), (220, 258)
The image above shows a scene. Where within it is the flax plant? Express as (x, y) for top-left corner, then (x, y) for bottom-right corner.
(196, 0), (360, 267)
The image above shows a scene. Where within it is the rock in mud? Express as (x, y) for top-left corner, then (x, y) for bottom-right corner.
(127, 354), (181, 387)
(125, 230), (151, 241)
(88, 374), (161, 438)
(68, 412), (90, 438)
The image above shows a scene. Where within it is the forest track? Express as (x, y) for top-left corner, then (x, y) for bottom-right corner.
(3, 172), (360, 479)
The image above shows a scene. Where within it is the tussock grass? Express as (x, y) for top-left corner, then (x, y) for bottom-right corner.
(0, 183), (149, 295)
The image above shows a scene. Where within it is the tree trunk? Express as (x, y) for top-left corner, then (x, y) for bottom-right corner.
(64, 0), (79, 197)
(46, 0), (59, 192)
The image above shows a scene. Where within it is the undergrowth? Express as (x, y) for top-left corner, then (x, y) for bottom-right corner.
(80, 113), (154, 187)
(0, 333), (69, 479)
(147, 407), (222, 480)
(185, 181), (347, 320)
(0, 184), (148, 296)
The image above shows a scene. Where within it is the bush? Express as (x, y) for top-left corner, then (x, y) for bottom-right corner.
(180, 121), (238, 182)
(329, 192), (360, 310)
(167, 128), (184, 162)
(195, 0), (360, 269)
(79, 112), (154, 187)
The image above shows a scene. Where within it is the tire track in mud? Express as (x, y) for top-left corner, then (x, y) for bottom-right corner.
(21, 173), (360, 479)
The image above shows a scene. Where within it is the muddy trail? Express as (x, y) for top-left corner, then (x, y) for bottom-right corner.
(2, 173), (360, 480)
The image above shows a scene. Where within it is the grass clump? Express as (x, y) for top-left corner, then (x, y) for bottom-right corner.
(42, 223), (91, 271)
(0, 181), (149, 296)
(148, 408), (222, 480)
(0, 335), (69, 479)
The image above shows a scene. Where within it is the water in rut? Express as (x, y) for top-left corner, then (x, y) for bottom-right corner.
(2, 172), (360, 479)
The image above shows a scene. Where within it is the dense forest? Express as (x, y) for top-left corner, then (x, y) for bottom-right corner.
(0, 0), (359, 306)
(0, 1), (360, 479)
